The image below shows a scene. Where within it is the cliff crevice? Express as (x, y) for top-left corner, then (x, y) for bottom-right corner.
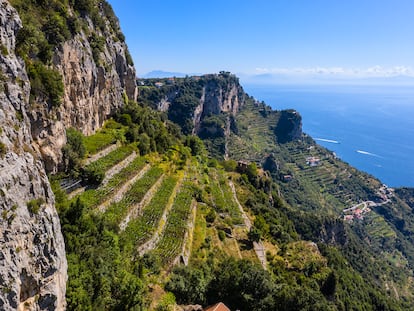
(0, 1), (67, 309)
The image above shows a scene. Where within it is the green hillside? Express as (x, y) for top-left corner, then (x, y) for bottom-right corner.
(3, 0), (413, 309)
(47, 73), (414, 310)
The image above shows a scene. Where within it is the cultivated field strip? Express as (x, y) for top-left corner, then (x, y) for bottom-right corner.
(83, 141), (120, 166)
(72, 156), (147, 209)
(151, 181), (195, 266)
(96, 164), (151, 212)
(101, 150), (137, 185)
(119, 173), (166, 231)
(123, 175), (181, 254)
(209, 170), (244, 224)
(103, 166), (164, 224)
(85, 145), (135, 173)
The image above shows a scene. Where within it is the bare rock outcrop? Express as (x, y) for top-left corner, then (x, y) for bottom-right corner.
(274, 109), (303, 143)
(0, 1), (67, 309)
(30, 8), (137, 172)
(193, 73), (245, 133)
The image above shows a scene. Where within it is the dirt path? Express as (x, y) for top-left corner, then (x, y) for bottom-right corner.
(229, 180), (252, 229)
(173, 200), (197, 266)
(68, 186), (85, 199)
(253, 241), (267, 270)
(101, 152), (137, 186)
(137, 174), (184, 256)
(229, 180), (267, 269)
(84, 142), (120, 166)
(119, 174), (165, 231)
(97, 164), (151, 212)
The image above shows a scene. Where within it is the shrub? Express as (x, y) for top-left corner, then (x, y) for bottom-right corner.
(27, 62), (64, 107)
(0, 142), (6, 158)
(82, 164), (105, 185)
(27, 198), (45, 214)
(0, 44), (8, 56)
(43, 13), (70, 46)
(89, 34), (105, 64)
(205, 209), (216, 224)
(62, 128), (86, 174)
(218, 229), (226, 241)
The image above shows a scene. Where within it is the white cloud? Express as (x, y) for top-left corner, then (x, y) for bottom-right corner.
(254, 66), (414, 77)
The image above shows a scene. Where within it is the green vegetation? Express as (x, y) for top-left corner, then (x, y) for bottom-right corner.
(115, 101), (179, 154)
(151, 182), (194, 266)
(0, 142), (6, 158)
(45, 68), (414, 310)
(104, 166), (164, 224)
(82, 130), (118, 155)
(82, 145), (134, 184)
(122, 176), (178, 250)
(27, 61), (64, 107)
(62, 128), (86, 175)
(27, 198), (45, 214)
(74, 156), (147, 209)
(58, 197), (146, 310)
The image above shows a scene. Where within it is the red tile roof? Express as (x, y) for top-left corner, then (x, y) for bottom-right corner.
(204, 302), (231, 311)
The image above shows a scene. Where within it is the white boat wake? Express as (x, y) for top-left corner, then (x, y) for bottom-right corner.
(314, 138), (340, 144)
(356, 150), (382, 158)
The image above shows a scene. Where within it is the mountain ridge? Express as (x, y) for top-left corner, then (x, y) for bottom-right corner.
(1, 0), (414, 310)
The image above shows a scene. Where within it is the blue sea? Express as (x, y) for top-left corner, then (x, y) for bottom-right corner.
(244, 84), (414, 187)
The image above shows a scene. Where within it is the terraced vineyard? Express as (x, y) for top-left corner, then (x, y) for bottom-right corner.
(121, 175), (179, 250)
(72, 156), (148, 208)
(83, 145), (135, 174)
(104, 166), (164, 224)
(209, 170), (244, 225)
(227, 99), (279, 162)
(151, 182), (195, 266)
(68, 138), (200, 269)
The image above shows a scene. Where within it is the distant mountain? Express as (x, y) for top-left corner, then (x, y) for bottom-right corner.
(142, 70), (189, 78)
(240, 73), (414, 86)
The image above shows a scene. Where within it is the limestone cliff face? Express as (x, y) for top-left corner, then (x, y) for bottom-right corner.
(30, 8), (137, 172)
(0, 1), (67, 309)
(193, 74), (245, 133)
(145, 73), (244, 135)
(274, 109), (303, 143)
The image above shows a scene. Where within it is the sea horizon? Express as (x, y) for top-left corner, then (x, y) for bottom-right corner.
(243, 83), (414, 188)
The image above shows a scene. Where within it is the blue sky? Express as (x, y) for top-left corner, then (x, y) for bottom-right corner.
(108, 0), (414, 79)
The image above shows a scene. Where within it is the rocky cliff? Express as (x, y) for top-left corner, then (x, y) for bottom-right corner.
(0, 1), (66, 309)
(26, 4), (137, 172)
(139, 73), (244, 135)
(193, 73), (245, 133)
(274, 109), (302, 143)
(0, 0), (138, 309)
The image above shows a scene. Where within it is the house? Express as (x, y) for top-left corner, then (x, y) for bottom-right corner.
(237, 160), (249, 172)
(154, 82), (164, 88)
(282, 174), (293, 182)
(306, 156), (320, 167)
(204, 302), (231, 311)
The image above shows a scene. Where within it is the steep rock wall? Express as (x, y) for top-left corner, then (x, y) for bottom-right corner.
(193, 74), (245, 133)
(0, 1), (67, 309)
(274, 109), (303, 143)
(142, 73), (244, 135)
(30, 8), (137, 172)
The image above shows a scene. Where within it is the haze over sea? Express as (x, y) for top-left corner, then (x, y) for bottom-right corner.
(244, 84), (414, 187)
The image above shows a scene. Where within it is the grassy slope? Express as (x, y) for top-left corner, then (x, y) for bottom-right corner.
(227, 92), (414, 301)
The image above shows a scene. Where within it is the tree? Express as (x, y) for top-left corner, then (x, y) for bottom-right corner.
(248, 227), (261, 242)
(321, 271), (337, 298)
(185, 136), (206, 156)
(82, 164), (105, 185)
(166, 266), (209, 305)
(137, 133), (151, 155)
